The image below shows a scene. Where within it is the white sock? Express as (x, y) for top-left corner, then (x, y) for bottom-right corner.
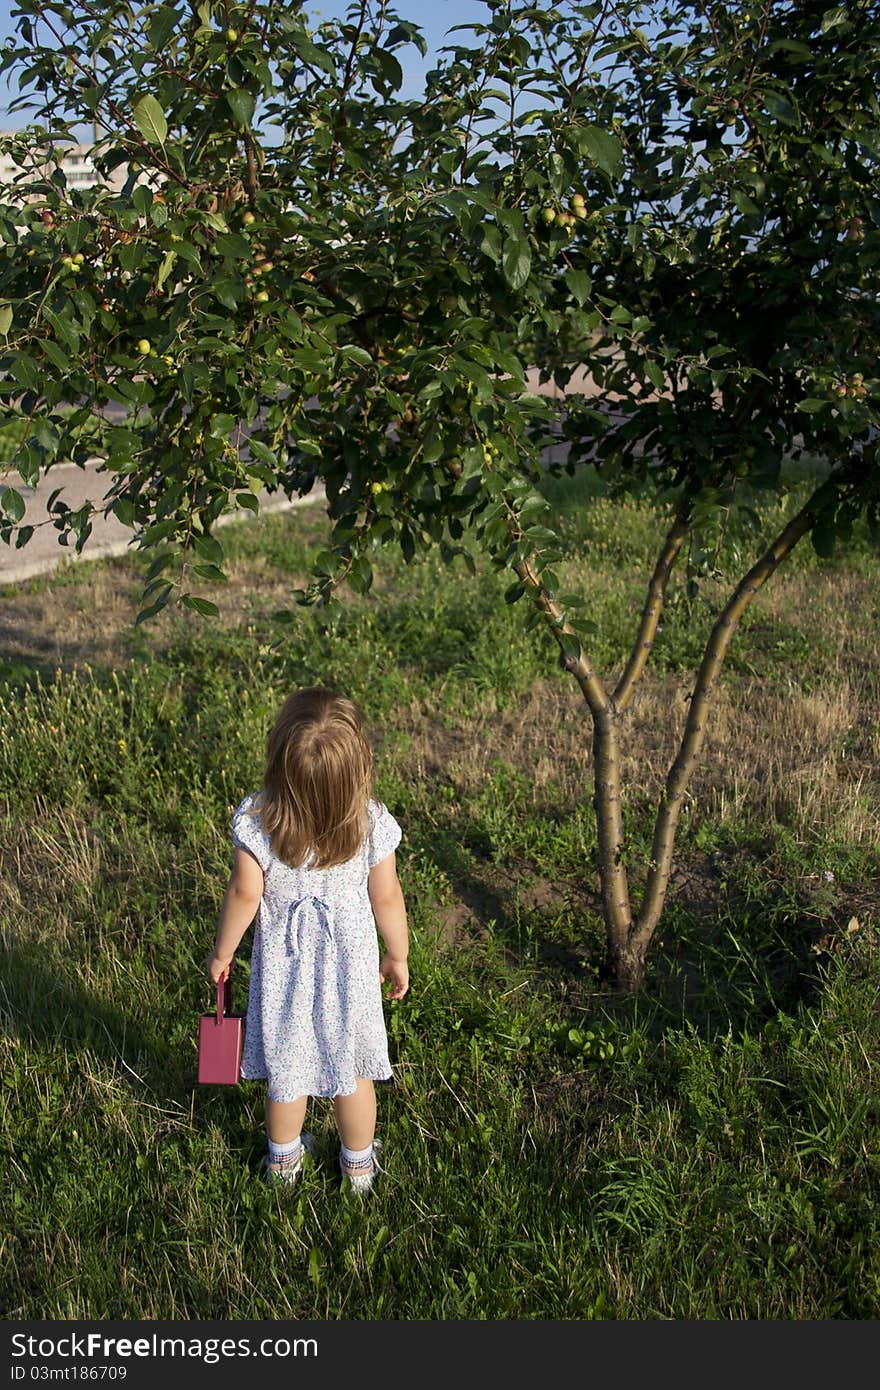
(340, 1141), (373, 1170)
(268, 1135), (301, 1164)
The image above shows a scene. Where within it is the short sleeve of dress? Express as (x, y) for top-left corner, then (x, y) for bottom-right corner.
(232, 794), (271, 873)
(367, 800), (402, 868)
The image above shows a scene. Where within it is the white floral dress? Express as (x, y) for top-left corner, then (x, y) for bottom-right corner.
(232, 794), (401, 1101)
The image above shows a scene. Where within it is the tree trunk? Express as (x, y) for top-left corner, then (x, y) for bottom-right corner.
(518, 481), (832, 992)
(607, 933), (647, 992)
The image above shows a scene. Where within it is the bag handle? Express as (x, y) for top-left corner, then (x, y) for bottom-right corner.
(215, 963), (233, 1025)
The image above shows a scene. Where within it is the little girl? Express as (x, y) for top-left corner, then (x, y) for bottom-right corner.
(206, 687), (409, 1194)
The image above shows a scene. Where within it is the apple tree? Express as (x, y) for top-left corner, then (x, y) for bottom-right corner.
(0, 0), (878, 990)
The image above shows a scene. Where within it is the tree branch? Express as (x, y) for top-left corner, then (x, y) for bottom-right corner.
(613, 506), (690, 712)
(513, 551), (609, 716)
(632, 483), (827, 946)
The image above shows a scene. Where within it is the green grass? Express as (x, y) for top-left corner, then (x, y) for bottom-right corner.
(1, 467), (879, 1318)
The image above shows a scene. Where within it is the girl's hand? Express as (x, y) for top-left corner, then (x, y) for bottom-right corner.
(207, 952), (232, 985)
(379, 954), (409, 1001)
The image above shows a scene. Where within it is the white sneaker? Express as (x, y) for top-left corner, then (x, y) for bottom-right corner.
(262, 1132), (316, 1187)
(340, 1138), (383, 1195)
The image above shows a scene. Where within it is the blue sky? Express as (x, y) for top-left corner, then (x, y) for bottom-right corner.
(0, 1), (492, 130)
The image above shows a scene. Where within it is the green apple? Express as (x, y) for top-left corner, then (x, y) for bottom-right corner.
(541, 207), (557, 225)
(255, 290), (269, 303)
(242, 211), (256, 225)
(226, 27), (238, 42)
(137, 339), (152, 354)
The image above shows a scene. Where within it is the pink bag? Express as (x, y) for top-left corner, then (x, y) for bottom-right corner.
(198, 968), (245, 1085)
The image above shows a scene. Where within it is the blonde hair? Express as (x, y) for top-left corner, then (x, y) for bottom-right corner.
(259, 687), (372, 869)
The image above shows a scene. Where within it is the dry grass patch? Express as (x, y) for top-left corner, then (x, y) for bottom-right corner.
(401, 663), (879, 849)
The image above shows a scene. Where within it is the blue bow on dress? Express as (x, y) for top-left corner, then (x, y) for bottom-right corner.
(286, 895), (335, 959)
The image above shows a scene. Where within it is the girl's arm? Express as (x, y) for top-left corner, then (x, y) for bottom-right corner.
(368, 852), (409, 1000)
(206, 847), (264, 983)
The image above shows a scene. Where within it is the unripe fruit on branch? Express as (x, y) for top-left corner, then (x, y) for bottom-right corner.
(226, 28), (238, 42)
(242, 210), (256, 225)
(541, 207), (557, 225)
(255, 290), (269, 302)
(137, 339), (152, 354)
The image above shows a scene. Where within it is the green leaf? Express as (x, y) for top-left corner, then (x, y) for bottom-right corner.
(502, 236), (531, 291)
(0, 302), (12, 335)
(1, 486), (25, 523)
(149, 5), (180, 51)
(732, 189), (760, 216)
(373, 48), (403, 91)
(193, 533), (225, 565)
(135, 583), (173, 625)
(481, 223), (501, 263)
(226, 89), (255, 127)
(292, 348), (330, 372)
(762, 90), (799, 128)
(797, 398), (827, 413)
(193, 563), (228, 584)
(209, 413), (237, 437)
(157, 250), (177, 290)
(286, 29), (336, 76)
(247, 439), (279, 468)
(181, 594), (220, 617)
(571, 125), (623, 178)
(212, 278), (241, 310)
(339, 344), (373, 367)
(347, 556), (373, 594)
(566, 269), (592, 306)
(7, 352), (39, 392)
(132, 95), (168, 145)
(645, 359), (666, 392)
(41, 338), (70, 372)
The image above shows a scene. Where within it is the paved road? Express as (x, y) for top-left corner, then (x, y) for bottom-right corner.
(0, 460), (325, 585)
(0, 367), (594, 586)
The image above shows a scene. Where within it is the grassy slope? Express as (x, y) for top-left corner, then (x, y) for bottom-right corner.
(1, 468), (878, 1319)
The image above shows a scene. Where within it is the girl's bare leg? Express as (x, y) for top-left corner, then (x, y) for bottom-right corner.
(333, 1077), (376, 1161)
(265, 1094), (308, 1146)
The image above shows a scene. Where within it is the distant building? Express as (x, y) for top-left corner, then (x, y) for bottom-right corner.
(0, 129), (129, 200)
